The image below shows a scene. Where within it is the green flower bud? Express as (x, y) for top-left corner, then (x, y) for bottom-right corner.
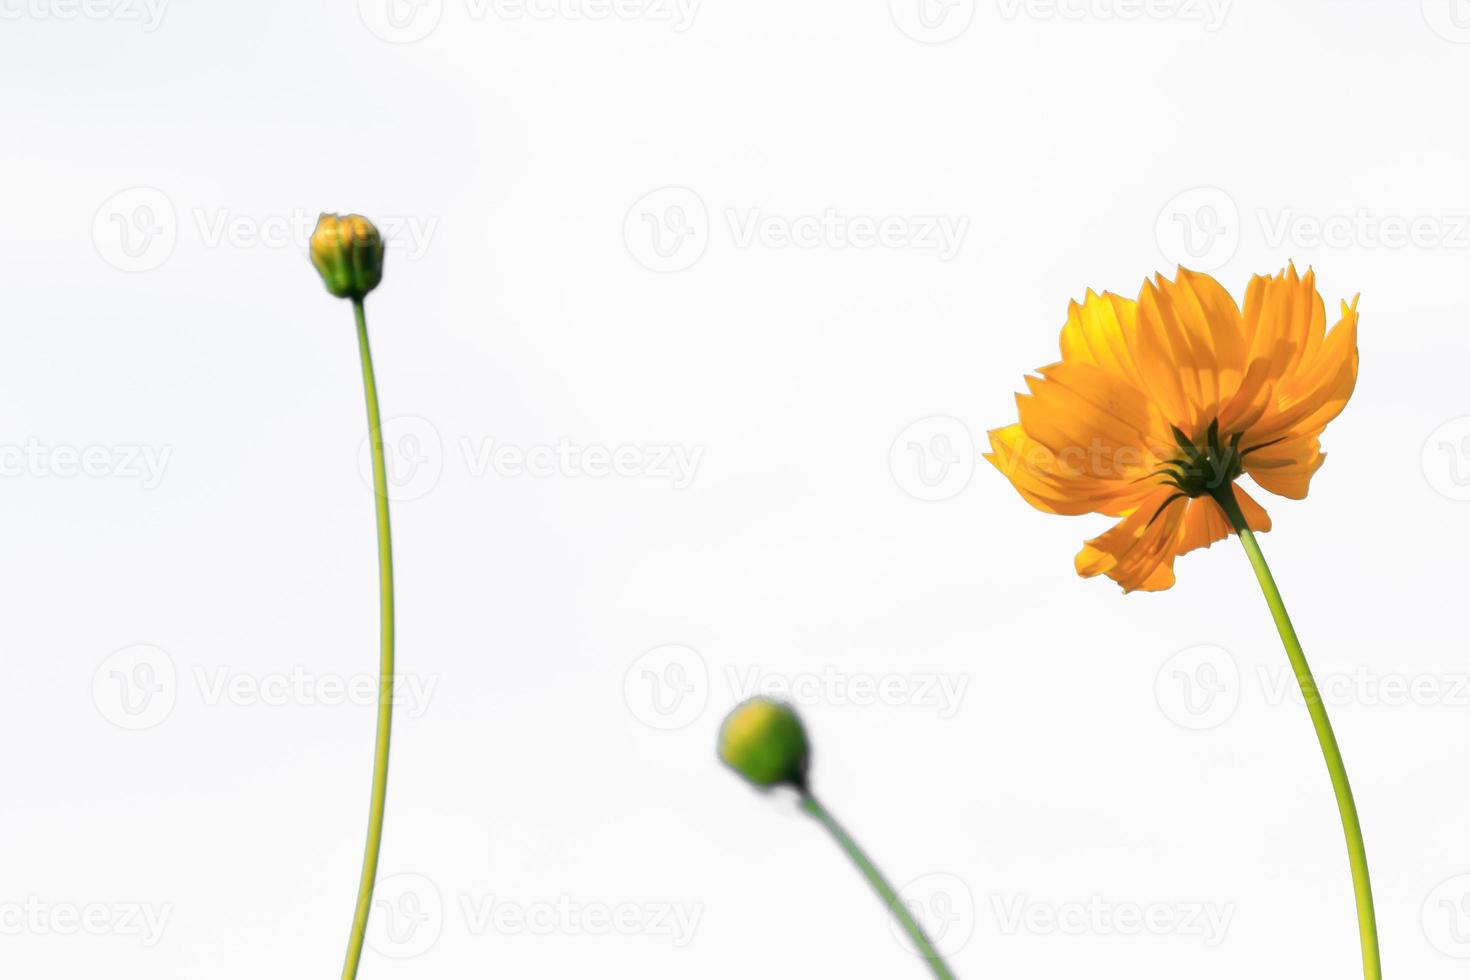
(718, 698), (809, 789)
(310, 213), (384, 300)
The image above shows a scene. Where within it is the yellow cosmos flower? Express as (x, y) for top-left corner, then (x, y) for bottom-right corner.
(986, 264), (1359, 592)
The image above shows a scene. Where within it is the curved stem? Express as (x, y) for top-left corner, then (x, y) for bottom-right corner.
(799, 792), (958, 980)
(1213, 485), (1380, 980)
(341, 297), (396, 980)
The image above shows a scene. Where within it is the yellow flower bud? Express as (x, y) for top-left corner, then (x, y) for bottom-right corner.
(310, 213), (384, 300)
(718, 698), (809, 789)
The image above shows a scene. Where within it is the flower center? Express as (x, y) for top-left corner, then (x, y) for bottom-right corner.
(1160, 419), (1243, 499)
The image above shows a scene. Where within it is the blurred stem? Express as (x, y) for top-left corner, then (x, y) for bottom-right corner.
(1213, 484), (1380, 980)
(799, 792), (957, 980)
(341, 297), (397, 980)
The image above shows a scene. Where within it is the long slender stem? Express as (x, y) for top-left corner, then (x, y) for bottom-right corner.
(341, 297), (397, 980)
(799, 792), (957, 980)
(1213, 485), (1380, 980)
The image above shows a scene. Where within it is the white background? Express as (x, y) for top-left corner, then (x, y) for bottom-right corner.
(2, 1), (1469, 977)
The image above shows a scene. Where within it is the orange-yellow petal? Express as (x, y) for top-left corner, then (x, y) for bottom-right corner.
(1243, 434), (1327, 500)
(1132, 269), (1247, 429)
(1176, 488), (1271, 556)
(1243, 264), (1321, 370)
(1016, 359), (1165, 479)
(1058, 290), (1144, 390)
(1074, 488), (1188, 593)
(984, 424), (1150, 516)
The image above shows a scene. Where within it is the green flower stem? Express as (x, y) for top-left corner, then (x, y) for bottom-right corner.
(341, 297), (397, 980)
(799, 792), (957, 980)
(1214, 484), (1381, 980)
